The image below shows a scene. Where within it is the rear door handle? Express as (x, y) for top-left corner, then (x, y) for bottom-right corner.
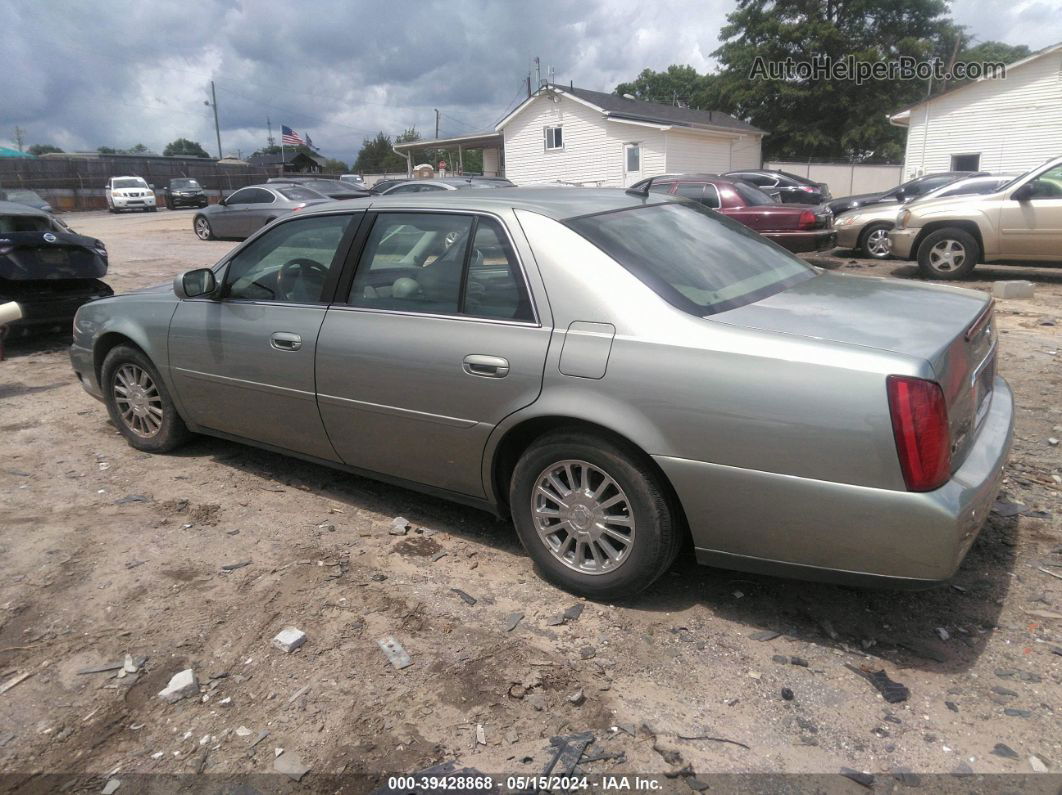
(462, 354), (509, 378)
(270, 332), (302, 351)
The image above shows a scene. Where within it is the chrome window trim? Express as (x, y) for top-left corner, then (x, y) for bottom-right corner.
(325, 303), (541, 328)
(702, 183), (722, 209)
(341, 208), (541, 327)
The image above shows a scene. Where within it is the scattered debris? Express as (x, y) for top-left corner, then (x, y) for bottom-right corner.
(250, 730), (270, 748)
(101, 779), (121, 795)
(122, 655), (140, 674)
(991, 743), (1019, 759)
(839, 768), (874, 789)
(377, 636), (413, 669)
(945, 701), (959, 712)
(820, 618), (839, 641)
(781, 687), (794, 701)
(844, 664), (909, 703)
(451, 588), (477, 606)
(935, 627), (950, 641)
(1029, 755), (1050, 773)
(991, 280), (1035, 300)
(476, 724), (486, 745)
(563, 603), (584, 622)
(0, 671), (32, 695)
(220, 560), (251, 572)
(676, 733), (750, 750)
(503, 612), (524, 632)
(790, 657), (809, 667)
(77, 661), (125, 675)
(389, 516), (412, 535)
(1024, 608), (1062, 620)
(287, 685), (310, 705)
(113, 494), (149, 505)
(1004, 708), (1032, 718)
(543, 732), (595, 777)
(749, 629), (780, 641)
(567, 689), (586, 706)
(157, 669), (197, 703)
(235, 726), (252, 737)
(274, 750), (311, 782)
(272, 627), (307, 653)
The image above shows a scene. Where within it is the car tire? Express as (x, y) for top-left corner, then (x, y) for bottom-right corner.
(858, 222), (893, 259)
(917, 228), (979, 280)
(510, 431), (681, 600)
(148, 206), (157, 213)
(101, 345), (190, 453)
(194, 215), (214, 240)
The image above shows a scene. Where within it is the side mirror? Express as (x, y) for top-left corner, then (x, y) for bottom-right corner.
(218, 197), (227, 206)
(1012, 183), (1034, 202)
(173, 268), (216, 299)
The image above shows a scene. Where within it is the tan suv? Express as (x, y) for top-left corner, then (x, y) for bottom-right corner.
(889, 156), (1062, 279)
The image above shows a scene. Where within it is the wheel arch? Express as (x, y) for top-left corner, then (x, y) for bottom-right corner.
(93, 331), (149, 386)
(913, 220), (984, 263)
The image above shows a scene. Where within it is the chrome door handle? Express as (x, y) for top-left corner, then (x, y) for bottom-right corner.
(462, 354), (509, 378)
(270, 332), (302, 351)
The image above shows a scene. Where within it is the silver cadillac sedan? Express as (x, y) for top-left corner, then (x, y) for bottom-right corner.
(69, 188), (1013, 599)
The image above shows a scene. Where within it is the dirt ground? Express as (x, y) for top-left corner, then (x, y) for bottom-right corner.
(0, 208), (1059, 790)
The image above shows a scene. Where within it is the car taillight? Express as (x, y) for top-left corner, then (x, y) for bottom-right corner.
(886, 375), (950, 492)
(798, 210), (817, 229)
(799, 185), (816, 192)
(292, 204), (306, 212)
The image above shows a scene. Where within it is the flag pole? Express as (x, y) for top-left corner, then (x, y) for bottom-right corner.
(280, 127), (286, 176)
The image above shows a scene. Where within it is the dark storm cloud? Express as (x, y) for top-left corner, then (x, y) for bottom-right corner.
(3, 1), (1057, 162)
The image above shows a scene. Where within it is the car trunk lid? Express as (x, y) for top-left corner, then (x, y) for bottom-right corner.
(713, 272), (996, 471)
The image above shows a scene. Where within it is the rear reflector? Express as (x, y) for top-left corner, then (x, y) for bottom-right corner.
(886, 376), (950, 492)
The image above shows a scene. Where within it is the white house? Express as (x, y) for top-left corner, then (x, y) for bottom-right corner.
(393, 83), (765, 186)
(889, 42), (1062, 180)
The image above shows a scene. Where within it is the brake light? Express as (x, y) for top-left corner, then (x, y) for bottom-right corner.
(798, 210), (817, 229)
(886, 375), (950, 491)
(799, 185), (816, 192)
(292, 204), (306, 212)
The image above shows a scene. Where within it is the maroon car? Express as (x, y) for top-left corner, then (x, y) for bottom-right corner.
(633, 174), (836, 253)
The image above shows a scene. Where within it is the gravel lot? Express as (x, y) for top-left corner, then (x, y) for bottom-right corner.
(1, 209), (1060, 787)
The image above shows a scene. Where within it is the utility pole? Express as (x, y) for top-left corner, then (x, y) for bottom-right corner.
(266, 116), (275, 149)
(434, 109), (440, 139)
(209, 81), (222, 159)
(14, 126), (24, 153)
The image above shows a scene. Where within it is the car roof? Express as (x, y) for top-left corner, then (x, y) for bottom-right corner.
(0, 200), (49, 217)
(299, 187), (681, 221)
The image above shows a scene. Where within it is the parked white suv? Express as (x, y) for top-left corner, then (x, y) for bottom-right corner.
(106, 176), (157, 213)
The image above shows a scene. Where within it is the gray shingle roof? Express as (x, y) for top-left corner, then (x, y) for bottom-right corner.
(553, 85), (765, 134)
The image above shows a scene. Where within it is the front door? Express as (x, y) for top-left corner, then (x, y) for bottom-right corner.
(999, 163), (1062, 258)
(623, 143), (641, 188)
(316, 211), (550, 497)
(168, 211), (359, 459)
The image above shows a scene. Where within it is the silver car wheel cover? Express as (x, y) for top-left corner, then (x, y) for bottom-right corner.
(866, 228), (890, 257)
(113, 364), (164, 438)
(531, 459), (635, 576)
(195, 217), (210, 239)
(927, 239), (966, 272)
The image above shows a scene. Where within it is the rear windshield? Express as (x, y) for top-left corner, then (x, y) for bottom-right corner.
(278, 187), (324, 201)
(566, 202), (815, 315)
(0, 215), (51, 233)
(732, 181), (776, 206)
(172, 179), (201, 189)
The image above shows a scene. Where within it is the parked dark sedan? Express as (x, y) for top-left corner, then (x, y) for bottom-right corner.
(826, 171), (985, 216)
(193, 184), (330, 241)
(163, 178), (208, 210)
(0, 201), (111, 332)
(632, 175), (835, 252)
(722, 169), (831, 205)
(266, 177), (371, 199)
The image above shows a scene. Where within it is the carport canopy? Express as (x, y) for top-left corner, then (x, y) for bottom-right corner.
(392, 131), (504, 177)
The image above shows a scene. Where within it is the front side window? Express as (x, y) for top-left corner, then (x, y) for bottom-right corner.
(544, 126), (563, 151)
(348, 213), (532, 321)
(1026, 165), (1062, 198)
(224, 188), (256, 205)
(566, 202), (814, 316)
(223, 214), (353, 303)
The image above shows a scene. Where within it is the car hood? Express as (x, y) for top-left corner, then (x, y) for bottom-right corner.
(713, 271), (988, 364)
(0, 230), (107, 280)
(112, 188), (151, 195)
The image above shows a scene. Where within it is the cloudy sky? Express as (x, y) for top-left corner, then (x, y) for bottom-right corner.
(3, 0), (1060, 164)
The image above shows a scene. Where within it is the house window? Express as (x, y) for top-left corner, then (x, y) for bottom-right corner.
(950, 153), (980, 171)
(544, 126), (563, 151)
(625, 143), (640, 173)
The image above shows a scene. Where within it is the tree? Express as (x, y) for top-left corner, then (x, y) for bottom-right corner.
(352, 129), (421, 174)
(97, 146), (116, 154)
(126, 143), (149, 154)
(320, 157), (348, 173)
(615, 65), (715, 108)
(28, 144), (63, 156)
(163, 138), (211, 158)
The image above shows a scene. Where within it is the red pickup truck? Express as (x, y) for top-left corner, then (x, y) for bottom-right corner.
(634, 174), (836, 253)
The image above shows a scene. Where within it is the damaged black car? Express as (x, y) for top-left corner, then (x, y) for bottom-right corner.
(0, 201), (112, 333)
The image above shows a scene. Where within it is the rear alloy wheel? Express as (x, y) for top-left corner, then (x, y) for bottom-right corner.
(859, 222), (892, 259)
(917, 228), (979, 280)
(102, 345), (190, 453)
(194, 215), (214, 240)
(510, 431), (680, 599)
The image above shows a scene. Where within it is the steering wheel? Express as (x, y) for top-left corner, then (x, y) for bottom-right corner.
(276, 258), (328, 302)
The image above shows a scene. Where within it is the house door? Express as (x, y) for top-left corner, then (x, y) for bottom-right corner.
(623, 143), (641, 187)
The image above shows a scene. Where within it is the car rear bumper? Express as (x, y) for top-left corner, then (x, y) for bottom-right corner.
(70, 341), (104, 400)
(888, 227), (918, 260)
(766, 229), (837, 253)
(655, 376), (1014, 586)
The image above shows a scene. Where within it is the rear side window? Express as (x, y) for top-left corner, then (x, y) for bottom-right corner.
(278, 187), (321, 201)
(566, 202), (814, 316)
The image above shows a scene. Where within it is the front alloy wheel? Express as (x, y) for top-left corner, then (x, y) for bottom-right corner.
(917, 227), (979, 280)
(113, 363), (164, 438)
(860, 223), (892, 259)
(102, 345), (190, 453)
(194, 215), (214, 240)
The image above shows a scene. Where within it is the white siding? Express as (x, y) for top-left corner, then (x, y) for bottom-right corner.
(901, 50), (1062, 179)
(501, 94), (758, 186)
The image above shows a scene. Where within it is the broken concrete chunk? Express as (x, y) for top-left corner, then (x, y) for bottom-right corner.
(274, 750), (311, 782)
(1029, 755), (1049, 773)
(451, 588), (477, 606)
(157, 669), (198, 703)
(235, 726), (252, 737)
(568, 689), (586, 705)
(991, 280), (1034, 299)
(377, 636), (413, 669)
(220, 560), (251, 571)
(991, 742), (1019, 759)
(389, 516), (412, 535)
(562, 603), (584, 622)
(272, 627), (307, 653)
(503, 612), (524, 632)
(749, 629), (780, 641)
(101, 779), (121, 795)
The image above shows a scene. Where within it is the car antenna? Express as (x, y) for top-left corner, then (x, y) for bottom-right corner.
(626, 176), (654, 198)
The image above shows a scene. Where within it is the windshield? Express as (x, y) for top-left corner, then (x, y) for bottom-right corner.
(113, 178), (148, 189)
(566, 202), (815, 315)
(925, 177), (1006, 199)
(172, 179), (201, 189)
(278, 186), (326, 201)
(732, 181), (776, 206)
(5, 190), (42, 203)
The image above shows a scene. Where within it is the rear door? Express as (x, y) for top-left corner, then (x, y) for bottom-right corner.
(316, 210), (551, 497)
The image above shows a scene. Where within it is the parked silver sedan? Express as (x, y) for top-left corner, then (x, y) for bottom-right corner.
(70, 189), (1013, 598)
(192, 183), (331, 241)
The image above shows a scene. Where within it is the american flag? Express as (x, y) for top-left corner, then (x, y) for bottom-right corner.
(281, 125), (305, 146)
